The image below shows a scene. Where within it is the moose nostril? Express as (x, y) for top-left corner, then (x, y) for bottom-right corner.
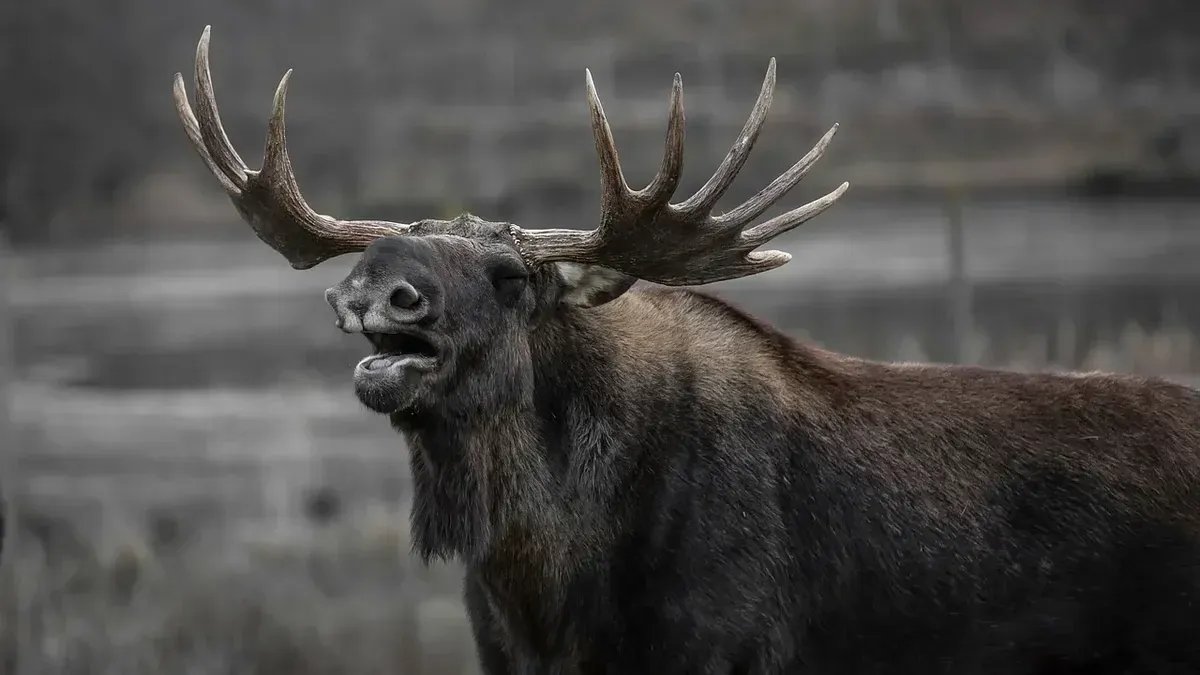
(389, 282), (422, 310)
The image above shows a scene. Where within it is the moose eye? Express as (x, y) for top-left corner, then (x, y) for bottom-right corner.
(491, 260), (529, 302)
(491, 259), (528, 283)
(494, 273), (528, 289)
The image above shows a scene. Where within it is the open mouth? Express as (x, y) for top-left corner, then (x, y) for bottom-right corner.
(356, 331), (441, 373)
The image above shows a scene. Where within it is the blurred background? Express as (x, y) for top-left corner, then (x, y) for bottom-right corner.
(1, 0), (1198, 672)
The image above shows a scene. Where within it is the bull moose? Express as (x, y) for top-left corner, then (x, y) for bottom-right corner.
(174, 27), (1200, 674)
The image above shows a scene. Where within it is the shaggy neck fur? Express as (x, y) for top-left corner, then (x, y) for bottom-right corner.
(390, 289), (825, 580)
(390, 304), (632, 576)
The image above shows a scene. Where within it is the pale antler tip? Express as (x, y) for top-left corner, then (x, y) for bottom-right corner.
(584, 69), (602, 111)
(815, 123), (840, 146)
(668, 73), (683, 108)
(761, 58), (777, 91)
(171, 72), (190, 112)
(196, 28), (212, 71)
(669, 72), (683, 103)
(272, 70), (293, 111)
(748, 249), (792, 266)
(756, 59), (777, 103)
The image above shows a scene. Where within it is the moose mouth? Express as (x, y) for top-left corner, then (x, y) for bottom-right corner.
(356, 331), (441, 375)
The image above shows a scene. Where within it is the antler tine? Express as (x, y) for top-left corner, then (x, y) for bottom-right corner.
(262, 69), (297, 179)
(641, 73), (685, 206)
(173, 26), (411, 270)
(676, 58), (776, 215)
(252, 67), (364, 256)
(585, 69), (629, 210)
(714, 123), (839, 228)
(511, 58), (849, 287)
(740, 180), (850, 248)
(192, 26), (249, 191)
(173, 73), (241, 196)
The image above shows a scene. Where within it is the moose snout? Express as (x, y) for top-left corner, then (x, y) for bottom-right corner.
(325, 278), (431, 334)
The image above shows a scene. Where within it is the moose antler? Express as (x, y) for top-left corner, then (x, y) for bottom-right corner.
(510, 59), (849, 286)
(174, 28), (847, 283)
(172, 26), (411, 269)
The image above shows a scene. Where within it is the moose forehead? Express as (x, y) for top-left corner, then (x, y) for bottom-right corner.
(406, 213), (515, 242)
(350, 213), (523, 279)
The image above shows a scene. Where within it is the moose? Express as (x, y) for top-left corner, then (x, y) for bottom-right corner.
(174, 27), (1200, 674)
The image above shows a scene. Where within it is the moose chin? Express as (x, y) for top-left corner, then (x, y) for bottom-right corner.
(174, 26), (1200, 674)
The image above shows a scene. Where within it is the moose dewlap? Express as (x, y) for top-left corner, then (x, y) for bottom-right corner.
(174, 26), (1200, 674)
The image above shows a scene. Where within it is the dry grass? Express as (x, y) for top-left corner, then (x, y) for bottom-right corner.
(958, 317), (1200, 378)
(2, 509), (479, 675)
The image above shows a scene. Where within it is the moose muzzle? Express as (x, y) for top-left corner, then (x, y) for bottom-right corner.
(323, 237), (443, 334)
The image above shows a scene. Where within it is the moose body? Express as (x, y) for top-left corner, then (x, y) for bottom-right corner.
(410, 279), (1200, 674)
(174, 27), (1200, 673)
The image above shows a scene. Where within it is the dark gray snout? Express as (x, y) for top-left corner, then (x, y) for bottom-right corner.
(324, 237), (442, 334)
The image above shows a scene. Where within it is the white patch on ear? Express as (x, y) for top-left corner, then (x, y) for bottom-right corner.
(556, 262), (637, 308)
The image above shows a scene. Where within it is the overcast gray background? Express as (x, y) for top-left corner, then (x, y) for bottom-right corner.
(2, 1), (1199, 673)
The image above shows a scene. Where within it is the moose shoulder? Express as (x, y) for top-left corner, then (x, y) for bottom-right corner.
(174, 27), (1200, 674)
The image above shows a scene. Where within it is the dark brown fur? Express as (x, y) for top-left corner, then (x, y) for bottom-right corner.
(328, 224), (1200, 674)
(174, 30), (1200, 669)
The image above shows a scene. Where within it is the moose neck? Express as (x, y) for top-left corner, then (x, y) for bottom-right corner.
(391, 288), (832, 577)
(397, 406), (571, 567)
(391, 307), (624, 573)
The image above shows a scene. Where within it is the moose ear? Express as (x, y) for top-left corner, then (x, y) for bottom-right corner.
(555, 262), (638, 308)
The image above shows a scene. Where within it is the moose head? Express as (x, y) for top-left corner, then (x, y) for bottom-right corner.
(173, 26), (847, 421)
